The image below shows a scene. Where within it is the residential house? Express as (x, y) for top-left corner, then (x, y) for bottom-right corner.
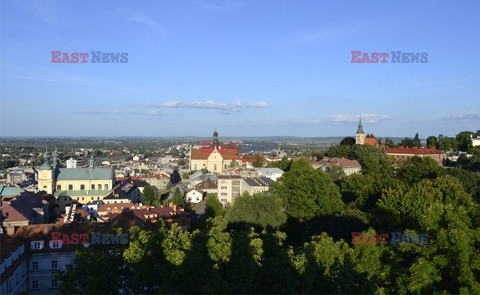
(0, 192), (49, 235)
(185, 188), (203, 203)
(241, 177), (273, 195)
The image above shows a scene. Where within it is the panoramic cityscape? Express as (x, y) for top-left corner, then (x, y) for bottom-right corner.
(1, 1), (480, 294)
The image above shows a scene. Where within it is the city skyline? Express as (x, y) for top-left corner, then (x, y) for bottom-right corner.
(1, 0), (479, 137)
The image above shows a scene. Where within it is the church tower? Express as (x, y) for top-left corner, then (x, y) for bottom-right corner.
(38, 148), (54, 194)
(355, 116), (365, 145)
(213, 130), (219, 149)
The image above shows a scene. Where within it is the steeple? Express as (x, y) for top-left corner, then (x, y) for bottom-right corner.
(52, 146), (59, 167)
(213, 129), (219, 149)
(89, 155), (94, 169)
(40, 147), (52, 170)
(356, 115), (364, 135)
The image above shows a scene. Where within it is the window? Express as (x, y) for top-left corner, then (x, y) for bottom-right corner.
(68, 184), (73, 190)
(32, 262), (38, 270)
(104, 184), (108, 189)
(51, 279), (58, 288)
(49, 240), (62, 249)
(57, 185), (61, 190)
(221, 199), (227, 203)
(31, 241), (44, 250)
(80, 184), (85, 190)
(221, 193), (227, 196)
(214, 164), (217, 171)
(91, 184), (95, 190)
(221, 186), (227, 190)
(82, 197), (84, 201)
(32, 280), (39, 289)
(51, 260), (57, 269)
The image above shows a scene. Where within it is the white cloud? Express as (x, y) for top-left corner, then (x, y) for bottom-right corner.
(451, 111), (480, 121)
(143, 100), (269, 112)
(246, 101), (268, 108)
(162, 100), (183, 107)
(328, 113), (390, 123)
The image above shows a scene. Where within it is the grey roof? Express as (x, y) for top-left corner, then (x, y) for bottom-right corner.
(55, 167), (113, 181)
(260, 168), (284, 175)
(356, 117), (364, 134)
(0, 186), (22, 197)
(243, 177), (273, 187)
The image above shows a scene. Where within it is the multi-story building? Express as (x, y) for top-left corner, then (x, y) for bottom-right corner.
(241, 177), (273, 195)
(217, 172), (242, 205)
(0, 235), (28, 295)
(317, 157), (362, 176)
(190, 131), (242, 174)
(37, 149), (114, 212)
(386, 147), (446, 165)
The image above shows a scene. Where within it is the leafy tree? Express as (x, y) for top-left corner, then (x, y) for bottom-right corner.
(397, 156), (444, 184)
(178, 159), (186, 166)
(456, 131), (473, 151)
(266, 157), (292, 171)
(143, 186), (160, 206)
(252, 154), (264, 168)
(269, 159), (343, 221)
(182, 172), (189, 179)
(226, 192), (287, 228)
(400, 137), (414, 148)
(340, 137), (355, 146)
(171, 187), (184, 207)
(413, 133), (421, 147)
(326, 145), (352, 158)
(426, 136), (437, 148)
(205, 193), (224, 218)
(229, 159), (238, 168)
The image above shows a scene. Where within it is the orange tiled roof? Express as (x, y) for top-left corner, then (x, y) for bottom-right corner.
(191, 148), (241, 160)
(364, 137), (378, 147)
(386, 147), (445, 155)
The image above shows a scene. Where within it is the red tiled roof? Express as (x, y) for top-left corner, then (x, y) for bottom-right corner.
(132, 206), (190, 223)
(191, 148), (241, 160)
(195, 179), (217, 190)
(386, 147), (445, 155)
(364, 137), (378, 147)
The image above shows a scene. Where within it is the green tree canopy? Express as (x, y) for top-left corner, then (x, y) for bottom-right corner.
(226, 192), (287, 228)
(205, 193), (224, 218)
(269, 159), (343, 221)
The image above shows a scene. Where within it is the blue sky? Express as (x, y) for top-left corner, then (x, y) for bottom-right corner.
(1, 0), (479, 138)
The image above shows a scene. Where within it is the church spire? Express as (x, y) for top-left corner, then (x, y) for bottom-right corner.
(40, 147), (52, 170)
(213, 129), (219, 149)
(89, 155), (94, 169)
(356, 115), (364, 135)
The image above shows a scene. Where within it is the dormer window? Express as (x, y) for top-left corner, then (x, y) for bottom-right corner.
(49, 240), (62, 249)
(31, 241), (44, 250)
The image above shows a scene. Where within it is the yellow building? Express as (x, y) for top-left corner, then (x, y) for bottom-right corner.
(190, 131), (242, 173)
(38, 149), (114, 212)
